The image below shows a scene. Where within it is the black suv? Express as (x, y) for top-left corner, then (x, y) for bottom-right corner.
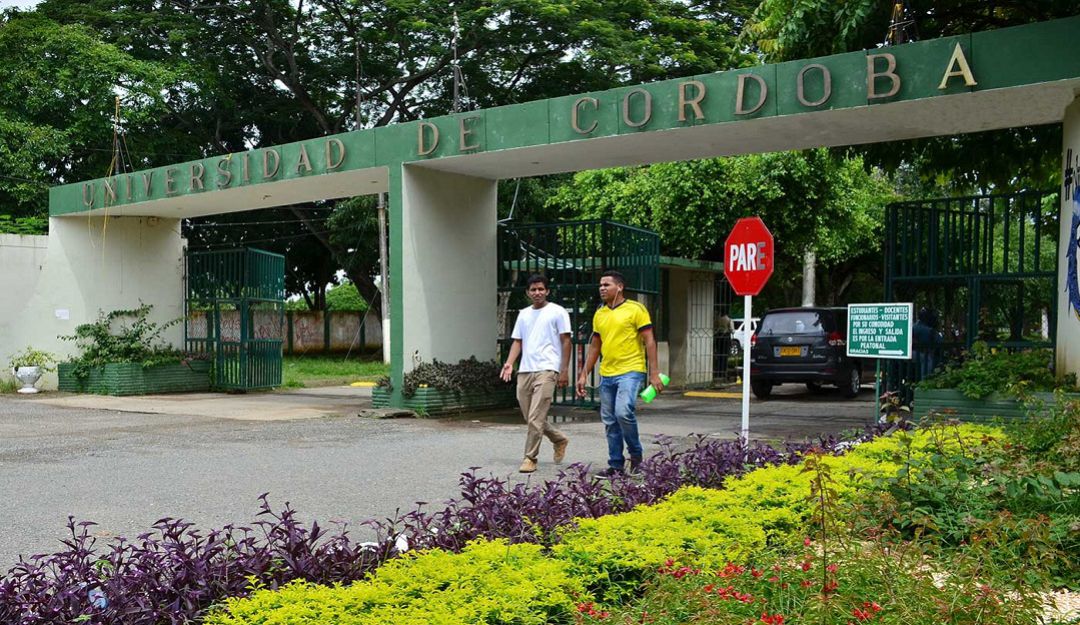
(748, 307), (869, 399)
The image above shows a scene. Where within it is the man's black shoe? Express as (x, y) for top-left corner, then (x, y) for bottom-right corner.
(628, 457), (643, 474)
(595, 466), (625, 479)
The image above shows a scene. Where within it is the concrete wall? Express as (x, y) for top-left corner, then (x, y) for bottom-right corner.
(0, 217), (184, 388)
(400, 166), (497, 368)
(187, 309), (382, 352)
(1058, 97), (1080, 379)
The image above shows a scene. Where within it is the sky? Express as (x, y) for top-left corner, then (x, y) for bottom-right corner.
(0, 0), (40, 8)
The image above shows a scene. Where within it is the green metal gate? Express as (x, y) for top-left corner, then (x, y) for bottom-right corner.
(498, 220), (660, 407)
(883, 190), (1059, 394)
(185, 248), (286, 390)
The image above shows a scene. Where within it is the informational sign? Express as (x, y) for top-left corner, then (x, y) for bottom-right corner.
(846, 303), (913, 359)
(724, 217), (774, 296)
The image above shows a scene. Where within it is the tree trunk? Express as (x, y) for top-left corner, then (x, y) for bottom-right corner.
(801, 248), (816, 307)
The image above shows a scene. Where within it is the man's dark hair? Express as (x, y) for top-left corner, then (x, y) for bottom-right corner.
(601, 270), (626, 286)
(526, 274), (550, 289)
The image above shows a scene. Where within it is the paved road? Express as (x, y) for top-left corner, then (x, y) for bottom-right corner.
(0, 384), (875, 567)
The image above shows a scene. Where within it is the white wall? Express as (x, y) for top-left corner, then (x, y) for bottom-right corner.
(400, 165), (497, 368)
(1058, 97), (1080, 379)
(0, 217), (184, 388)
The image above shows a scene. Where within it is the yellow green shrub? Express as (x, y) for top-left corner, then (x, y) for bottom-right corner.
(205, 539), (588, 625)
(554, 423), (1002, 601)
(205, 424), (1004, 623)
(553, 486), (767, 601)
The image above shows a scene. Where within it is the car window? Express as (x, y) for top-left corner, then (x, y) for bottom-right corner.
(759, 311), (828, 336)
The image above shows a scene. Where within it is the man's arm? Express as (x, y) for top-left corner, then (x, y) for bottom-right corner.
(640, 327), (664, 391)
(576, 334), (602, 398)
(558, 333), (572, 388)
(500, 339), (522, 382)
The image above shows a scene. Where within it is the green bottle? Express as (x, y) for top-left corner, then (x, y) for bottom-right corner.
(639, 373), (671, 403)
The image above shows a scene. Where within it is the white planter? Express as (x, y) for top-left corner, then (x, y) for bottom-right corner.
(13, 366), (42, 394)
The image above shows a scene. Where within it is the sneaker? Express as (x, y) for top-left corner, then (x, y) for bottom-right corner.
(553, 439), (569, 464)
(519, 458), (537, 473)
(594, 466), (624, 479)
(628, 457), (643, 474)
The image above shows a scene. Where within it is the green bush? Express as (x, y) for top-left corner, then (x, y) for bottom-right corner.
(205, 539), (589, 625)
(0, 214), (46, 235)
(59, 304), (187, 380)
(917, 342), (1077, 398)
(205, 424), (1014, 624)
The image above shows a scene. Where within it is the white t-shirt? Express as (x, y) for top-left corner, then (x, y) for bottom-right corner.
(511, 302), (572, 373)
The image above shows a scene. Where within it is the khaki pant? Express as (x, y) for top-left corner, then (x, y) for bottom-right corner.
(516, 370), (567, 461)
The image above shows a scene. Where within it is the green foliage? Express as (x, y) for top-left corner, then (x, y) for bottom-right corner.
(205, 539), (589, 625)
(546, 149), (893, 306)
(554, 486), (768, 602)
(917, 343), (1077, 398)
(205, 423), (1033, 625)
(0, 214), (46, 234)
(377, 357), (507, 398)
(8, 346), (57, 372)
(867, 415), (1080, 587)
(577, 539), (1047, 625)
(60, 304), (186, 380)
(0, 11), (177, 218)
(1005, 393), (1080, 470)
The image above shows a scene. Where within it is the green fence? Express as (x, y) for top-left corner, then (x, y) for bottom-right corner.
(185, 248), (286, 390)
(883, 190), (1059, 396)
(498, 220), (660, 407)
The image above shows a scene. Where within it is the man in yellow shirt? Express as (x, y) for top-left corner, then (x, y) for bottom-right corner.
(576, 270), (663, 476)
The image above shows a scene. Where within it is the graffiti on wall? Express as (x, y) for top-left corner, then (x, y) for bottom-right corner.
(186, 310), (382, 351)
(1065, 148), (1080, 321)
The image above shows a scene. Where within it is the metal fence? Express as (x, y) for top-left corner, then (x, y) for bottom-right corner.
(185, 248), (286, 390)
(498, 220), (660, 406)
(883, 190), (1060, 394)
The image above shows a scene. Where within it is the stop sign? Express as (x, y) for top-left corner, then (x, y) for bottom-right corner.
(724, 217), (774, 296)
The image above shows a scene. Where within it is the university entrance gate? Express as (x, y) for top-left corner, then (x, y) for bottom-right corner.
(27, 16), (1080, 406)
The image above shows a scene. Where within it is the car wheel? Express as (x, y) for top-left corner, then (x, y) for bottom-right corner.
(842, 367), (861, 398)
(805, 382), (824, 393)
(751, 380), (773, 399)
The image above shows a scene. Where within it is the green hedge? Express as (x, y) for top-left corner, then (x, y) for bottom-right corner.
(205, 424), (1000, 625)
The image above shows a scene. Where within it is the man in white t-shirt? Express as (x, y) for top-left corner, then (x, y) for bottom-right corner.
(500, 274), (571, 473)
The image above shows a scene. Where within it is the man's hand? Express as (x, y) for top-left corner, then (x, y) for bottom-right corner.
(557, 370), (569, 388)
(500, 362), (514, 382)
(649, 372), (665, 394)
(575, 374), (588, 398)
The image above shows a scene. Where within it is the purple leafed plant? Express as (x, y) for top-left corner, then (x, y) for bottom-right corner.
(0, 424), (899, 624)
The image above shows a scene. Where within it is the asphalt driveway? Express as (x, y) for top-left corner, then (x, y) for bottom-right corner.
(0, 385), (875, 566)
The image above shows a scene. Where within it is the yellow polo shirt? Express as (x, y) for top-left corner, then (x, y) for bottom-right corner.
(592, 299), (652, 377)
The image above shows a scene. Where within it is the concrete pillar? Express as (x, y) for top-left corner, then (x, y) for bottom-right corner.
(390, 165), (497, 404)
(1059, 97), (1080, 379)
(0, 216), (184, 388)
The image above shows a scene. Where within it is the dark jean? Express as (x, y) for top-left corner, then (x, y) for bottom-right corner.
(598, 371), (646, 469)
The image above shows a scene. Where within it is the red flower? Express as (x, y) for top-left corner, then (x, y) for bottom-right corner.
(804, 537), (812, 546)
(768, 576), (780, 583)
(751, 568), (763, 578)
(826, 563), (838, 574)
(801, 580), (813, 588)
(800, 560), (813, 572)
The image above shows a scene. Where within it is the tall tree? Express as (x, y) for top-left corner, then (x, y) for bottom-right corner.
(740, 0), (1079, 191)
(547, 149), (894, 307)
(30, 0), (759, 310)
(0, 10), (176, 221)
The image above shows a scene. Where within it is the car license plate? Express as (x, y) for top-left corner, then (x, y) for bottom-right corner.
(779, 346), (802, 357)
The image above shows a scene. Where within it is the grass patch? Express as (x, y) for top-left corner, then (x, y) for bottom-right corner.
(282, 354), (388, 388)
(0, 376), (19, 393)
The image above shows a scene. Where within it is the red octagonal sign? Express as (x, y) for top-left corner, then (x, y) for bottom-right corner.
(724, 217), (774, 296)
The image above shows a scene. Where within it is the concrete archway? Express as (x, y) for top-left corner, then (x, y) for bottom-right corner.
(19, 16), (1080, 404)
